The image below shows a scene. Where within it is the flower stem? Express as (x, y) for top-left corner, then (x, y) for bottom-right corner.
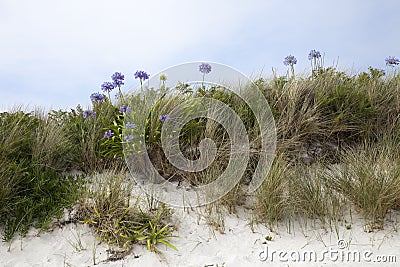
(118, 87), (125, 103)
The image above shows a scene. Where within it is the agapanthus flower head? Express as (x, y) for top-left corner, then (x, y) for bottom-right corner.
(199, 63), (212, 74)
(119, 105), (131, 113)
(83, 110), (96, 119)
(104, 130), (114, 139)
(385, 56), (400, 66)
(90, 92), (104, 103)
(101, 82), (115, 93)
(308, 50), (322, 60)
(160, 114), (169, 122)
(134, 70), (150, 81)
(123, 134), (134, 143)
(159, 73), (168, 81)
(112, 72), (125, 87)
(284, 55), (297, 66)
(125, 122), (136, 129)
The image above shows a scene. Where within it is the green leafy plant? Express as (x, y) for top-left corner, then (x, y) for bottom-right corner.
(101, 113), (125, 158)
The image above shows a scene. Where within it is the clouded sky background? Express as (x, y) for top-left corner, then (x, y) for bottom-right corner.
(1, 0), (399, 111)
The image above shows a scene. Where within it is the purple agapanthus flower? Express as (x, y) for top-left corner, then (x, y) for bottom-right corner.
(119, 105), (131, 113)
(159, 114), (168, 122)
(112, 72), (125, 87)
(90, 92), (104, 102)
(283, 55), (297, 66)
(101, 82), (115, 93)
(125, 122), (136, 129)
(308, 50), (321, 60)
(199, 63), (212, 74)
(134, 70), (150, 81)
(104, 130), (114, 139)
(385, 56), (400, 66)
(83, 110), (96, 119)
(123, 134), (134, 143)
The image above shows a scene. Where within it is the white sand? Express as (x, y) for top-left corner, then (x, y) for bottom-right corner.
(1, 205), (399, 267)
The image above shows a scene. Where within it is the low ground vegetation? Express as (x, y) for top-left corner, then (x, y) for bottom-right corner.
(1, 57), (400, 255)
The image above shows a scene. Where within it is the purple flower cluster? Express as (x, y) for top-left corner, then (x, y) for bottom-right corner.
(283, 55), (297, 66)
(386, 56), (400, 66)
(104, 130), (114, 139)
(90, 92), (104, 103)
(125, 122), (136, 129)
(123, 134), (134, 143)
(101, 82), (115, 93)
(83, 110), (96, 119)
(159, 114), (168, 122)
(134, 70), (150, 81)
(199, 63), (212, 74)
(112, 72), (125, 87)
(308, 50), (321, 60)
(119, 105), (131, 113)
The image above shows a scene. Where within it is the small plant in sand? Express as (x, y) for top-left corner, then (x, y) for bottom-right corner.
(77, 170), (178, 254)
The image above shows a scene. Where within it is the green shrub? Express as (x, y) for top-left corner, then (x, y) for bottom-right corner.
(49, 101), (121, 172)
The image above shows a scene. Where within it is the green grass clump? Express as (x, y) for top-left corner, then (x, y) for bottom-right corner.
(288, 161), (344, 225)
(254, 154), (344, 229)
(0, 110), (82, 242)
(326, 137), (400, 225)
(254, 154), (289, 227)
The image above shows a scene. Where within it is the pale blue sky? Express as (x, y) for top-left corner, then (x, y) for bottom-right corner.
(0, 0), (399, 111)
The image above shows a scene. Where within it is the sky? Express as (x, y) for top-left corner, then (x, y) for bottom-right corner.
(0, 0), (399, 112)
